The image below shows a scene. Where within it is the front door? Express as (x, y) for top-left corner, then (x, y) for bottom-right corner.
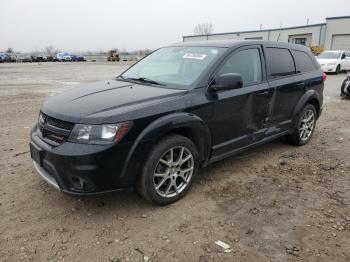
(341, 52), (350, 70)
(209, 45), (273, 158)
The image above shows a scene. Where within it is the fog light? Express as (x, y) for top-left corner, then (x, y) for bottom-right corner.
(71, 176), (95, 192)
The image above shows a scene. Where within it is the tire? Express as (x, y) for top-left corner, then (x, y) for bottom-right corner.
(286, 104), (317, 146)
(341, 79), (350, 97)
(335, 65), (340, 74)
(137, 134), (199, 205)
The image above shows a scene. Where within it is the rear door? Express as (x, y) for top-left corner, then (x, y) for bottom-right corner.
(210, 45), (274, 158)
(264, 47), (305, 133)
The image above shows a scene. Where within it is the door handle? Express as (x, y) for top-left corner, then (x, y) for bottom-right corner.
(296, 82), (305, 87)
(256, 91), (270, 97)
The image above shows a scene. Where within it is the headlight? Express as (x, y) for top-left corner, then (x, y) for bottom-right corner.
(68, 121), (133, 144)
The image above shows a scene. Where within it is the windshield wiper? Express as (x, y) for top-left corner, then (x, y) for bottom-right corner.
(118, 76), (166, 86)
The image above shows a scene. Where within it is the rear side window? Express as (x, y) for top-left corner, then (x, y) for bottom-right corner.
(265, 48), (295, 79)
(291, 50), (317, 73)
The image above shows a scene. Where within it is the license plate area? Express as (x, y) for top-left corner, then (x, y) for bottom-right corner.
(30, 142), (42, 166)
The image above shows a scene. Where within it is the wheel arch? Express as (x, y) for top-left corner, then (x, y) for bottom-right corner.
(120, 113), (211, 182)
(291, 90), (321, 132)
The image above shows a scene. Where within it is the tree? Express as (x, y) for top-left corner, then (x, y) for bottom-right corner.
(6, 48), (13, 53)
(45, 46), (60, 56)
(193, 23), (214, 35)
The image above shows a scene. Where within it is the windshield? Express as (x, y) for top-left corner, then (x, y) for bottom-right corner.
(318, 52), (341, 59)
(120, 46), (225, 88)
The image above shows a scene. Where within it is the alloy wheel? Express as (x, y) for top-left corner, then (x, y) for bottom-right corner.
(299, 109), (315, 141)
(153, 146), (194, 198)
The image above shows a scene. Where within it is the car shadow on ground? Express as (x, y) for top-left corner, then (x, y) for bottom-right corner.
(37, 136), (292, 215)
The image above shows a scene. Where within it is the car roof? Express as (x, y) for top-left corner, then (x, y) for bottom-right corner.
(168, 40), (311, 51)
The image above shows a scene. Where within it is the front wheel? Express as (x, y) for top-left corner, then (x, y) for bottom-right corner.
(286, 104), (317, 146)
(137, 134), (199, 205)
(335, 65), (340, 74)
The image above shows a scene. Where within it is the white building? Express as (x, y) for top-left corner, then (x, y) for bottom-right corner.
(183, 16), (350, 52)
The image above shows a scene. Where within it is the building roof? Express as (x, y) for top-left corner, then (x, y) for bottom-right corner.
(183, 23), (326, 39)
(170, 40), (310, 51)
(326, 15), (350, 20)
(183, 15), (350, 39)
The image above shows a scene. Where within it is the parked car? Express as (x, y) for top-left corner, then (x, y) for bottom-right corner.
(316, 50), (350, 74)
(63, 55), (73, 62)
(0, 53), (14, 62)
(20, 56), (32, 62)
(0, 53), (6, 63)
(44, 56), (54, 62)
(31, 56), (45, 62)
(30, 41), (324, 205)
(56, 52), (70, 62)
(70, 55), (85, 62)
(56, 52), (84, 62)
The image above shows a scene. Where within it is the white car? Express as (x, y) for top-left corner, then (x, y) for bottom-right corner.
(63, 55), (73, 62)
(316, 50), (350, 74)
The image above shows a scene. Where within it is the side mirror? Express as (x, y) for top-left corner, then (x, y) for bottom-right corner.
(341, 54), (346, 60)
(210, 73), (243, 92)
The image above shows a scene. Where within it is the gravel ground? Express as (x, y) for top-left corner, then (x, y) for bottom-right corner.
(0, 62), (349, 262)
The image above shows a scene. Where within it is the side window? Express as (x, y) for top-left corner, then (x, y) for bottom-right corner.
(265, 48), (296, 79)
(291, 50), (317, 73)
(218, 48), (262, 87)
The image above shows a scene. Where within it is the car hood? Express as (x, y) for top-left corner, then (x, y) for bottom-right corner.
(316, 58), (339, 64)
(42, 80), (188, 124)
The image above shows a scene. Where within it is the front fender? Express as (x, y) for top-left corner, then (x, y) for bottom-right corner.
(120, 113), (211, 183)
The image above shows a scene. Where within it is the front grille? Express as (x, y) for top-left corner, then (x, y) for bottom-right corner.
(39, 113), (74, 145)
(46, 117), (74, 130)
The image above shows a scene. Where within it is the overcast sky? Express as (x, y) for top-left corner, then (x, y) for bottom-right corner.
(1, 0), (349, 52)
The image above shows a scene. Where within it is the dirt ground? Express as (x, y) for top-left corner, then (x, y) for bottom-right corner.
(0, 62), (349, 262)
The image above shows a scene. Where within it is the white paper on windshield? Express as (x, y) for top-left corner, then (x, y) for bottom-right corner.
(183, 53), (207, 60)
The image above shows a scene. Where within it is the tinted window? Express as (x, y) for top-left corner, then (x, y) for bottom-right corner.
(292, 50), (316, 73)
(218, 48), (262, 86)
(265, 48), (295, 79)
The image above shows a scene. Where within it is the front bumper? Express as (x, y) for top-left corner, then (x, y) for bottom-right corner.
(30, 125), (137, 195)
(320, 64), (337, 72)
(33, 160), (60, 190)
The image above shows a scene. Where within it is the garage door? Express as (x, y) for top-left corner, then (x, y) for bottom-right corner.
(331, 35), (350, 50)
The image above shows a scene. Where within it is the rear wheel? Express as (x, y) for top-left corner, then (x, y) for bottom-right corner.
(286, 104), (317, 146)
(137, 134), (199, 205)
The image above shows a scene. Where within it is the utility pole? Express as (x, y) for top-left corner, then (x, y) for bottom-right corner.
(307, 18), (310, 25)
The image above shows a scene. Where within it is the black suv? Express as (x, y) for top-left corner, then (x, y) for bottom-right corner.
(30, 41), (324, 205)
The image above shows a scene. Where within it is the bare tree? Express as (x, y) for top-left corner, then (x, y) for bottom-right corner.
(193, 23), (214, 35)
(6, 48), (13, 53)
(45, 46), (54, 56)
(45, 46), (60, 56)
